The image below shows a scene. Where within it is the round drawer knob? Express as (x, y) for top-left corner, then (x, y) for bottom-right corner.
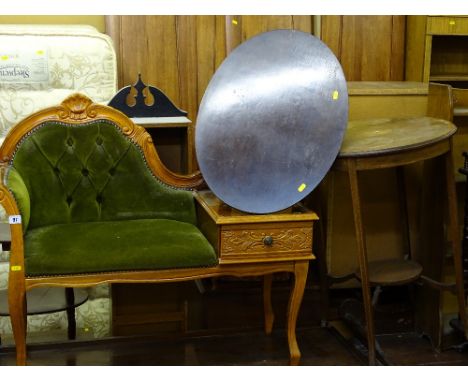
(263, 236), (274, 246)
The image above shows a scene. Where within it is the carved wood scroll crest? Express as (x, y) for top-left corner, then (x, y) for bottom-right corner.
(57, 94), (98, 120)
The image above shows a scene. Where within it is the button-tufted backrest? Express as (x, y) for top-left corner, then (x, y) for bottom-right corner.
(6, 120), (197, 230)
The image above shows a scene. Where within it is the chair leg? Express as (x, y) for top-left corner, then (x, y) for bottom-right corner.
(263, 274), (274, 335)
(287, 261), (308, 366)
(8, 286), (27, 365)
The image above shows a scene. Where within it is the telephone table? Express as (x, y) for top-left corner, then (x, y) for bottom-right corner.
(194, 190), (318, 365)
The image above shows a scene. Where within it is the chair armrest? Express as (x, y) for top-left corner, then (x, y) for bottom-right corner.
(0, 163), (26, 277)
(1, 165), (30, 230)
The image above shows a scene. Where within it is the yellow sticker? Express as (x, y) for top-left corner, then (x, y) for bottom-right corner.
(232, 19), (238, 25)
(332, 90), (339, 100)
(298, 183), (307, 192)
(36, 50), (44, 55)
(11, 265), (22, 272)
(449, 20), (456, 26)
(1, 55), (8, 61)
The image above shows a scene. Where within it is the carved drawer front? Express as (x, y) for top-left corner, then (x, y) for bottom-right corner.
(219, 222), (314, 264)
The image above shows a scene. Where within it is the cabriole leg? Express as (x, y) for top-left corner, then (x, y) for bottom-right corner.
(287, 261), (308, 366)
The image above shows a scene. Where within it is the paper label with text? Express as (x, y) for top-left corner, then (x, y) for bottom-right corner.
(0, 41), (48, 83)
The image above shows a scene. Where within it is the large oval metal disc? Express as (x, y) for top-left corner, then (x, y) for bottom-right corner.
(195, 29), (348, 214)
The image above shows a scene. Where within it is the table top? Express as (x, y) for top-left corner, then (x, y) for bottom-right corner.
(194, 190), (318, 225)
(339, 117), (456, 158)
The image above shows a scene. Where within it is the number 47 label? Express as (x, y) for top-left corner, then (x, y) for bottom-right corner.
(9, 215), (21, 225)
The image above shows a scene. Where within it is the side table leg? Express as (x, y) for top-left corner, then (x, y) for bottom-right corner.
(287, 261), (308, 366)
(348, 160), (377, 365)
(263, 274), (274, 335)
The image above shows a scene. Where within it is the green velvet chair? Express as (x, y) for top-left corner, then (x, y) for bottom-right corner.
(0, 94), (217, 365)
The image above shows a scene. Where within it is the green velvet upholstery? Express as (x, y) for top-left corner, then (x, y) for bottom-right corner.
(24, 219), (217, 276)
(5, 119), (217, 275)
(8, 121), (197, 229)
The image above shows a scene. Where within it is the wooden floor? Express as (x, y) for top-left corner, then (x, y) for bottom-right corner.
(0, 324), (467, 366)
(0, 282), (467, 366)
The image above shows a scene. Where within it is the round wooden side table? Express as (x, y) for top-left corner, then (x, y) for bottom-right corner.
(334, 116), (467, 365)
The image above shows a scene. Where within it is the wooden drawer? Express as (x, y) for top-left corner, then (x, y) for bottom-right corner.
(219, 222), (314, 264)
(427, 16), (468, 35)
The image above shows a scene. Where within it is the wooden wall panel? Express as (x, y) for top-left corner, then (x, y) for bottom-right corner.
(145, 17), (180, 104)
(114, 16), (181, 105)
(390, 16), (406, 80)
(107, 15), (407, 116)
(292, 15), (314, 34)
(225, 15), (314, 54)
(405, 16), (428, 82)
(176, 16), (198, 123)
(321, 16), (406, 81)
(320, 15), (341, 57)
(195, 16), (225, 108)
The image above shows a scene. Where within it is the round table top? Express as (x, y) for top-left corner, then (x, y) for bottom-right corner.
(195, 30), (348, 214)
(339, 117), (456, 158)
